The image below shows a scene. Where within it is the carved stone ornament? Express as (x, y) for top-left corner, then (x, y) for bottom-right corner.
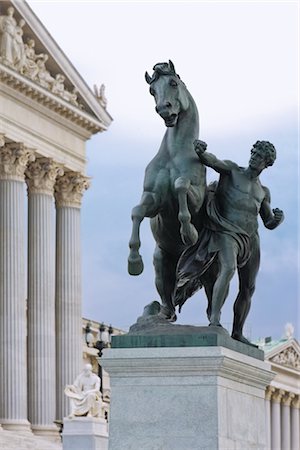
(0, 143), (35, 181)
(282, 392), (295, 407)
(291, 395), (300, 409)
(26, 157), (64, 195)
(0, 7), (80, 107)
(270, 347), (300, 371)
(265, 385), (276, 401)
(93, 83), (107, 109)
(54, 171), (90, 208)
(272, 389), (285, 404)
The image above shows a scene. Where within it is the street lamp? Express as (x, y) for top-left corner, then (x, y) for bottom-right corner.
(85, 321), (94, 346)
(85, 322), (113, 393)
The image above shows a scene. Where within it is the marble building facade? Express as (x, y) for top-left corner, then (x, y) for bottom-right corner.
(0, 0), (112, 440)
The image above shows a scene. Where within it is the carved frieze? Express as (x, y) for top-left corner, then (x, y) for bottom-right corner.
(0, 142), (35, 181)
(54, 172), (90, 208)
(270, 346), (300, 371)
(0, 7), (80, 107)
(26, 157), (64, 195)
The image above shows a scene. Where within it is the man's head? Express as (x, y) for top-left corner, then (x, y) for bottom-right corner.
(83, 363), (93, 376)
(249, 141), (276, 171)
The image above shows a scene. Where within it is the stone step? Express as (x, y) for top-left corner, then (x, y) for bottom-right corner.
(0, 429), (62, 450)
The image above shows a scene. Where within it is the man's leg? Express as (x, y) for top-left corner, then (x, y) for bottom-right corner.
(153, 245), (178, 321)
(232, 234), (260, 343)
(209, 237), (238, 326)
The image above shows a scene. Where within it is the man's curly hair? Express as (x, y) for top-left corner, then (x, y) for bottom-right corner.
(252, 141), (277, 167)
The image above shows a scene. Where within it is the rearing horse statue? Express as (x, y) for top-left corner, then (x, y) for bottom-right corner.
(128, 61), (206, 321)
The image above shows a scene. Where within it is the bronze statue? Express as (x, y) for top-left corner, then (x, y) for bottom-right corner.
(128, 61), (206, 321)
(128, 61), (284, 345)
(174, 140), (284, 344)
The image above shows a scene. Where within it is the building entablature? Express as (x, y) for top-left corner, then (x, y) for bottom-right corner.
(0, 62), (108, 134)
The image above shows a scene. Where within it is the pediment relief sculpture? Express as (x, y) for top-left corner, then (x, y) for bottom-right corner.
(0, 6), (80, 107)
(270, 346), (300, 371)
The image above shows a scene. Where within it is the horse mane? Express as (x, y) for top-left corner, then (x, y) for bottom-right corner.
(149, 61), (181, 84)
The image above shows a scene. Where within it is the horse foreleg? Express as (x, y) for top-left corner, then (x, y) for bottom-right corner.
(175, 177), (198, 246)
(128, 192), (157, 276)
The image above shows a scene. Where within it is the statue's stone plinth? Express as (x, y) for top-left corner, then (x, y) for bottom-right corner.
(112, 319), (264, 360)
(102, 343), (273, 450)
(62, 417), (108, 450)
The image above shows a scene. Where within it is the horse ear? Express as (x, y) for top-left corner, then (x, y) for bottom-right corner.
(145, 71), (152, 84)
(169, 60), (176, 74)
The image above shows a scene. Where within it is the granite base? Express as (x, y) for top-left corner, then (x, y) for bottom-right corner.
(102, 345), (274, 450)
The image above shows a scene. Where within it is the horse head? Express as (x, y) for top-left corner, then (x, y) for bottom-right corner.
(145, 60), (189, 127)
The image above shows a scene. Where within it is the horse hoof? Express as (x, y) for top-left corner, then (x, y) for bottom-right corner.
(158, 307), (177, 322)
(128, 256), (144, 275)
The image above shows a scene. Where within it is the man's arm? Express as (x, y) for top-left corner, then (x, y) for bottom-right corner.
(260, 186), (284, 229)
(193, 140), (235, 174)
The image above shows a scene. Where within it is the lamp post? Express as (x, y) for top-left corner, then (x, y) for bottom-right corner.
(85, 322), (113, 394)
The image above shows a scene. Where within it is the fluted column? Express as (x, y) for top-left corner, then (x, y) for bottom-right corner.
(271, 389), (284, 450)
(54, 172), (90, 420)
(281, 392), (294, 450)
(26, 158), (64, 438)
(265, 386), (275, 449)
(0, 142), (34, 430)
(291, 396), (300, 450)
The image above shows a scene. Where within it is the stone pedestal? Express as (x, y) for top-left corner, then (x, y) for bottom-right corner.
(62, 417), (108, 450)
(102, 344), (274, 450)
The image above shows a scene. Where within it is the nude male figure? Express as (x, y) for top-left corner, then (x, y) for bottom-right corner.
(175, 140), (284, 344)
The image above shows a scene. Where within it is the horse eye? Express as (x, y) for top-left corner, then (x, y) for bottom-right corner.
(149, 88), (155, 96)
(170, 79), (178, 87)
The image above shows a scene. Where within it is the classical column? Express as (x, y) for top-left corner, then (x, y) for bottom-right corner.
(265, 386), (275, 449)
(26, 158), (64, 438)
(0, 142), (34, 431)
(55, 172), (90, 420)
(271, 388), (284, 450)
(291, 395), (300, 450)
(281, 392), (294, 450)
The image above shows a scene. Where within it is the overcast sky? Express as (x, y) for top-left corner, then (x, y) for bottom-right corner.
(27, 0), (299, 341)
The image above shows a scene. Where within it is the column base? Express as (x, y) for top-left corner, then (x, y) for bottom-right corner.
(62, 417), (108, 450)
(0, 419), (32, 433)
(102, 345), (274, 450)
(32, 424), (61, 442)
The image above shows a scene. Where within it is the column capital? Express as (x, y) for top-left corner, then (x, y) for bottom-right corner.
(0, 134), (5, 147)
(272, 388), (285, 403)
(0, 143), (35, 181)
(291, 395), (300, 409)
(282, 392), (295, 406)
(54, 172), (90, 208)
(26, 157), (64, 195)
(265, 385), (276, 401)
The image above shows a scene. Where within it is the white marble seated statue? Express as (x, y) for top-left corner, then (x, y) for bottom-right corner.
(64, 363), (103, 418)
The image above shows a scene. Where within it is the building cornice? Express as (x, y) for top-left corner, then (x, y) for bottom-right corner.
(0, 62), (106, 134)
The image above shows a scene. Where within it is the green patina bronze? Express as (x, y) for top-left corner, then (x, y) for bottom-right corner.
(174, 140), (284, 345)
(128, 61), (206, 322)
(128, 61), (284, 348)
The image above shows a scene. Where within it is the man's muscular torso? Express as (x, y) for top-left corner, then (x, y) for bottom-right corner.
(215, 167), (266, 236)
